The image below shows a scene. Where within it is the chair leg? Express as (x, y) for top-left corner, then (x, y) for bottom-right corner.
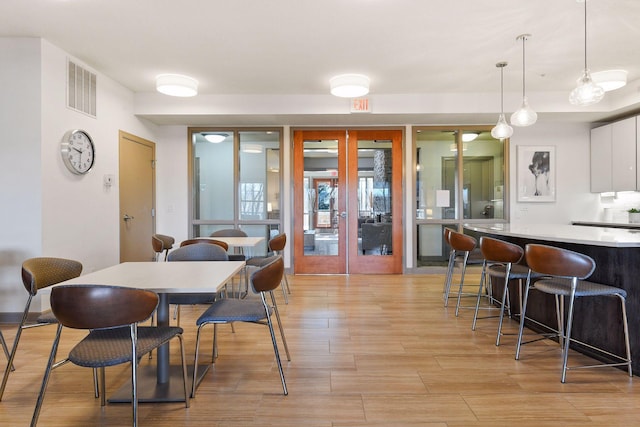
(93, 368), (99, 399)
(192, 324), (206, 398)
(130, 325), (139, 427)
(176, 334), (190, 407)
(269, 292), (291, 361)
(560, 289), (577, 383)
(99, 368), (106, 406)
(515, 274), (532, 360)
(454, 253), (470, 317)
(1, 296), (32, 401)
(263, 297), (288, 395)
(283, 271), (291, 295)
(619, 296), (633, 377)
(471, 260), (489, 330)
(31, 324), (63, 427)
(0, 331), (13, 373)
(495, 268), (512, 346)
(443, 249), (455, 306)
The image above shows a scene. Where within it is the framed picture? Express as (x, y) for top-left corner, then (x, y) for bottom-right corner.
(517, 145), (556, 202)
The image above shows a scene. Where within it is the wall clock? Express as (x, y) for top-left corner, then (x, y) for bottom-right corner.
(60, 129), (95, 175)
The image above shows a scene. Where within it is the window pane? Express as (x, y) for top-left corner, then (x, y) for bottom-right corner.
(239, 131), (281, 220)
(416, 224), (449, 267)
(416, 130), (458, 220)
(462, 137), (505, 220)
(193, 132), (234, 220)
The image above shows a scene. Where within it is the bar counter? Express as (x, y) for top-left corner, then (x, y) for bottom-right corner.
(464, 223), (640, 375)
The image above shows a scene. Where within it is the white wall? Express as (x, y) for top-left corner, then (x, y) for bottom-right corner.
(0, 38), (159, 313)
(508, 122), (600, 224)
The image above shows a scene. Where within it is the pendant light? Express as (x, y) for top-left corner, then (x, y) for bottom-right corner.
(491, 62), (513, 140)
(510, 34), (537, 126)
(569, 0), (604, 106)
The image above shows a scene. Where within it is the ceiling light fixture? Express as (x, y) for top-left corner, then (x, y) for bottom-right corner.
(242, 144), (263, 154)
(329, 74), (370, 98)
(156, 74), (198, 97)
(203, 133), (227, 143)
(462, 132), (479, 142)
(511, 34), (537, 127)
(591, 69), (628, 92)
(569, 0), (604, 106)
(491, 62), (513, 141)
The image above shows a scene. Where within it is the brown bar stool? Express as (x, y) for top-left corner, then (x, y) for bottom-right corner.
(472, 237), (543, 345)
(515, 244), (632, 382)
(152, 233), (175, 261)
(442, 228), (484, 308)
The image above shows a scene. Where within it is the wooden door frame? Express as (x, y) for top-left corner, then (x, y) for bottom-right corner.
(347, 129), (403, 274)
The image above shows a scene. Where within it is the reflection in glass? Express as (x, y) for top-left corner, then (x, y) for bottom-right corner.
(193, 131), (234, 221)
(357, 140), (392, 256)
(302, 139), (338, 256)
(415, 129), (506, 268)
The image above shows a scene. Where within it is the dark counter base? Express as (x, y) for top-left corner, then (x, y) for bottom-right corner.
(467, 230), (638, 375)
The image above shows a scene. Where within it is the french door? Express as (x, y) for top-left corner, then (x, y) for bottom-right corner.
(293, 129), (402, 274)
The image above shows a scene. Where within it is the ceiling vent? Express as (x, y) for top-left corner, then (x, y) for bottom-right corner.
(67, 59), (96, 117)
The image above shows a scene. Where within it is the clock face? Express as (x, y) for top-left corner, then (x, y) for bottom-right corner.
(61, 130), (95, 175)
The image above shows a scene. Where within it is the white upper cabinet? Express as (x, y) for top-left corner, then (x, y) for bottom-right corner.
(590, 116), (637, 193)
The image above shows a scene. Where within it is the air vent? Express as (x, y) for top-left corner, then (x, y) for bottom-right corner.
(67, 60), (97, 117)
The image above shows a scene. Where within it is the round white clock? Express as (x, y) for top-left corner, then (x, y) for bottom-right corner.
(60, 129), (95, 175)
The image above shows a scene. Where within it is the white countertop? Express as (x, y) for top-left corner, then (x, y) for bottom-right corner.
(464, 223), (640, 248)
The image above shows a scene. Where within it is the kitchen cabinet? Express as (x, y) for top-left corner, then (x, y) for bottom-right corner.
(590, 116), (637, 192)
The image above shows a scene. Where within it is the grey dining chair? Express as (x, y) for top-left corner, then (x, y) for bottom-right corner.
(245, 232), (291, 303)
(191, 256), (290, 398)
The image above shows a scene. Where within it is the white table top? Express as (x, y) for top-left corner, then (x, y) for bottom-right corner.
(52, 261), (246, 293)
(464, 223), (640, 248)
(198, 236), (264, 248)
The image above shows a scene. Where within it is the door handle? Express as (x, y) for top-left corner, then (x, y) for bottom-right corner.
(340, 211), (347, 218)
(123, 214), (135, 221)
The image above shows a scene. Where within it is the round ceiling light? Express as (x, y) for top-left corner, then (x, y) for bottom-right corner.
(156, 74), (198, 97)
(203, 133), (227, 143)
(329, 74), (370, 98)
(591, 70), (628, 92)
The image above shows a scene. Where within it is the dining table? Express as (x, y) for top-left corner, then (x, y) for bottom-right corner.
(44, 260), (245, 403)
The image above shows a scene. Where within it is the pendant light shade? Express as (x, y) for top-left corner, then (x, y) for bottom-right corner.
(569, 0), (604, 106)
(491, 62), (513, 140)
(511, 34), (537, 127)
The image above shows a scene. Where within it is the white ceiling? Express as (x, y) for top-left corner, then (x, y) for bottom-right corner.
(2, 0), (639, 125)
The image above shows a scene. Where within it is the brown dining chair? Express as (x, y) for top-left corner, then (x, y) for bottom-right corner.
(246, 232), (291, 303)
(191, 256), (290, 398)
(515, 244), (632, 383)
(0, 257), (83, 401)
(152, 234), (175, 261)
(31, 284), (189, 426)
(180, 238), (229, 251)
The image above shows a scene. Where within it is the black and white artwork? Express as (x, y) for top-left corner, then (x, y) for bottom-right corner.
(517, 145), (555, 202)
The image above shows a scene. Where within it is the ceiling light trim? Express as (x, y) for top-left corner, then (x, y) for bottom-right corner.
(156, 74), (198, 97)
(330, 74), (370, 98)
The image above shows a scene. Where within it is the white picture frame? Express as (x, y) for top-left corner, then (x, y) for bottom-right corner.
(517, 145), (556, 202)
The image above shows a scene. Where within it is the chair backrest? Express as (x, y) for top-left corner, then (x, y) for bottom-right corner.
(22, 257), (83, 296)
(50, 285), (158, 330)
(525, 244), (595, 280)
(447, 230), (477, 252)
(443, 227), (456, 247)
(210, 228), (247, 238)
(167, 243), (229, 261)
(479, 236), (523, 264)
(152, 234), (175, 253)
(268, 233), (287, 252)
(180, 238), (229, 251)
(251, 256), (284, 293)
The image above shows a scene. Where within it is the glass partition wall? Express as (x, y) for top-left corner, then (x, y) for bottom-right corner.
(189, 128), (282, 257)
(415, 127), (507, 268)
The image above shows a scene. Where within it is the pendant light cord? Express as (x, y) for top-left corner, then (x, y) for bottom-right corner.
(583, 0), (588, 70)
(500, 65), (504, 114)
(521, 36), (526, 98)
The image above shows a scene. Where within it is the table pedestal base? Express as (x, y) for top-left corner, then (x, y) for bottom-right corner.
(108, 363), (211, 403)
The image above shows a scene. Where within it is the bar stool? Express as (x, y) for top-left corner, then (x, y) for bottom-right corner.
(515, 244), (632, 383)
(442, 228), (484, 308)
(472, 236), (543, 346)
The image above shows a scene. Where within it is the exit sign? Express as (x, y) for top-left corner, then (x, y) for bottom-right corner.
(350, 97), (371, 113)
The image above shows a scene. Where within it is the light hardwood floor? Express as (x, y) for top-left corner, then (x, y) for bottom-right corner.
(0, 273), (637, 426)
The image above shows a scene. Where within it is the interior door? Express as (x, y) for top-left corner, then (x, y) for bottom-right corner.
(293, 129), (403, 274)
(293, 130), (347, 273)
(119, 131), (156, 262)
